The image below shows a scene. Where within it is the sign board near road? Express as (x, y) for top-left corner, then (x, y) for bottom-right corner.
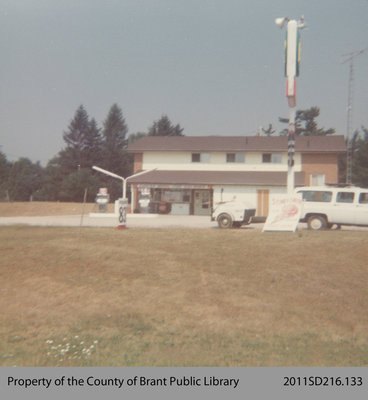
(263, 196), (302, 232)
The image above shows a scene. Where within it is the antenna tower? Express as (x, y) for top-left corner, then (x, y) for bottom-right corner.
(341, 48), (367, 185)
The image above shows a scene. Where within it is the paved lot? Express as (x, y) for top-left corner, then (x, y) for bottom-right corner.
(0, 213), (367, 231)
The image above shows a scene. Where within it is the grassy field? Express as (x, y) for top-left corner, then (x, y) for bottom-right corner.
(0, 224), (367, 367)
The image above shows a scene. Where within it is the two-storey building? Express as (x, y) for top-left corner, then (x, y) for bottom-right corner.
(127, 135), (346, 217)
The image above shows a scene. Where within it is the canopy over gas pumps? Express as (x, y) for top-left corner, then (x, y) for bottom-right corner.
(92, 166), (156, 228)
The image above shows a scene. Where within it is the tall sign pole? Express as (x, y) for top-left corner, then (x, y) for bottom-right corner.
(275, 16), (306, 195)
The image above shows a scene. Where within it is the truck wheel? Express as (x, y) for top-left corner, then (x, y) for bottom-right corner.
(307, 215), (327, 230)
(217, 213), (233, 229)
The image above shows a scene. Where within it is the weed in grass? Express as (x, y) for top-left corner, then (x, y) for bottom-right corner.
(44, 336), (99, 366)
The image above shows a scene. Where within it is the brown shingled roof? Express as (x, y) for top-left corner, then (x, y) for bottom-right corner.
(128, 170), (306, 187)
(127, 135), (346, 153)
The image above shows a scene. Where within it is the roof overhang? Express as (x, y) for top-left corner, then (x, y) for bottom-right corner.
(128, 170), (305, 187)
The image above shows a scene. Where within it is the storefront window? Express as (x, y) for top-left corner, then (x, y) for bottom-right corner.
(160, 189), (191, 203)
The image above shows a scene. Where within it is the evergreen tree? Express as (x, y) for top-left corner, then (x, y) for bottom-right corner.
(148, 115), (184, 136)
(58, 105), (103, 172)
(279, 106), (335, 136)
(59, 105), (91, 173)
(54, 105), (106, 201)
(101, 104), (129, 173)
(100, 104), (131, 199)
(84, 118), (103, 168)
(352, 127), (368, 187)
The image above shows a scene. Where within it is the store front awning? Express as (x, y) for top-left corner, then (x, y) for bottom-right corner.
(128, 170), (305, 187)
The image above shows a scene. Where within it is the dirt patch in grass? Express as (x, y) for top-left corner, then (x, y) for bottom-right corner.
(0, 226), (367, 366)
(0, 201), (115, 217)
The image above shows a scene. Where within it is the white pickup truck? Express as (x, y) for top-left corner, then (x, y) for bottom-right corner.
(296, 186), (368, 230)
(212, 201), (256, 229)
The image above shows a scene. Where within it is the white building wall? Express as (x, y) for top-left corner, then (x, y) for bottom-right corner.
(142, 151), (302, 172)
(213, 185), (287, 208)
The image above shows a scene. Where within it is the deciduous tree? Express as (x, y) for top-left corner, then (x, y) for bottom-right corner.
(7, 158), (43, 201)
(0, 151), (11, 201)
(59, 168), (101, 202)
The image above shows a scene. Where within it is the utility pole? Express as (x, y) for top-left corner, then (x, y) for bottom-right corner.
(341, 48), (367, 185)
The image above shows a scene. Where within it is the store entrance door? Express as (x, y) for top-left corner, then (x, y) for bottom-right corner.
(193, 190), (211, 215)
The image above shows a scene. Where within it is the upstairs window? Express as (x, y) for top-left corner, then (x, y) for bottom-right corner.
(262, 153), (282, 163)
(191, 153), (210, 163)
(192, 153), (201, 162)
(226, 153), (245, 163)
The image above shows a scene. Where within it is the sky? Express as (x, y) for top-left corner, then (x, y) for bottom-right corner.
(0, 0), (367, 165)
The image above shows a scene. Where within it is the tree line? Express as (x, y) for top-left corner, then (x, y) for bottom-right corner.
(0, 104), (184, 202)
(1, 105), (368, 203)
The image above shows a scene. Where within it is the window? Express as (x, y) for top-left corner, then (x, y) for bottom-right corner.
(191, 152), (210, 163)
(262, 153), (282, 163)
(298, 190), (332, 202)
(226, 153), (235, 163)
(162, 189), (191, 203)
(226, 153), (245, 163)
(192, 153), (200, 162)
(310, 174), (325, 186)
(336, 192), (354, 203)
(359, 193), (368, 204)
(201, 152), (210, 163)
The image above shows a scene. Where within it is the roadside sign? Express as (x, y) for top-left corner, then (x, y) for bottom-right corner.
(263, 196), (302, 232)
